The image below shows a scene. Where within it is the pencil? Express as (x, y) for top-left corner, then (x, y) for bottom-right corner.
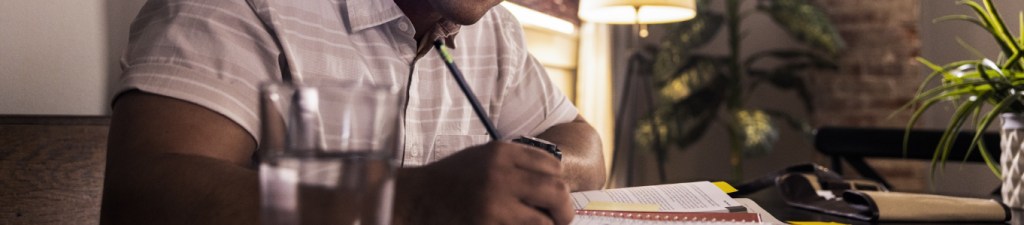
(433, 40), (503, 141)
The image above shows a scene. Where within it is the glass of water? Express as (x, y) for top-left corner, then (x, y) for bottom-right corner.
(258, 81), (400, 225)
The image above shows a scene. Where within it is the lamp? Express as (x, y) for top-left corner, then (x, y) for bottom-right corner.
(579, 0), (696, 24)
(578, 0), (696, 37)
(579, 0), (696, 186)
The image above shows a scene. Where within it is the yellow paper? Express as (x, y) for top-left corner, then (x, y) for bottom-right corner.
(788, 221), (850, 225)
(583, 201), (660, 212)
(713, 181), (738, 194)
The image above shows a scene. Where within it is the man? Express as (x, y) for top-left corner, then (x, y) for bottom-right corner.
(101, 0), (605, 224)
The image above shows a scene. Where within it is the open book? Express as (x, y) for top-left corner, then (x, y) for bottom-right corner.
(569, 181), (779, 224)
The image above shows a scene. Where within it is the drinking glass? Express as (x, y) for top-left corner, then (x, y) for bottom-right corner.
(258, 81), (400, 225)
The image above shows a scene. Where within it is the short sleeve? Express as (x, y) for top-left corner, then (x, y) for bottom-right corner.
(490, 7), (579, 137)
(116, 0), (282, 141)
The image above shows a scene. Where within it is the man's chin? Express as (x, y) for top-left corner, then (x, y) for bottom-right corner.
(446, 14), (485, 25)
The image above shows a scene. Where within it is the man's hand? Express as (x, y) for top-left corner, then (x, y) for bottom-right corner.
(394, 141), (574, 225)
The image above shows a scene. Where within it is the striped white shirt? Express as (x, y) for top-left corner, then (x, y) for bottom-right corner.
(117, 0), (578, 166)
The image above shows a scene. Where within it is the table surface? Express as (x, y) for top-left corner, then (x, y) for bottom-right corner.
(744, 187), (1019, 225)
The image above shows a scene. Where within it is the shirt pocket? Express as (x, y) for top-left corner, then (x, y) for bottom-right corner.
(428, 134), (491, 163)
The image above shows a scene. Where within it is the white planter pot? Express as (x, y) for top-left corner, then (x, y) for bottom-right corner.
(1002, 113), (1024, 209)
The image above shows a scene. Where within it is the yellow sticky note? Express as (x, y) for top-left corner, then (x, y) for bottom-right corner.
(713, 181), (738, 194)
(583, 201), (660, 212)
(788, 221), (850, 225)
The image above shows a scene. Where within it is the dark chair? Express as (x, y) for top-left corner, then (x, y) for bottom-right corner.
(0, 115), (110, 225)
(813, 126), (1000, 190)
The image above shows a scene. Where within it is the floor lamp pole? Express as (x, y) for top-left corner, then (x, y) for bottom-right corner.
(611, 20), (658, 187)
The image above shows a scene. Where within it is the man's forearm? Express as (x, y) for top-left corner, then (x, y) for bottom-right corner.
(537, 116), (606, 191)
(101, 153), (258, 225)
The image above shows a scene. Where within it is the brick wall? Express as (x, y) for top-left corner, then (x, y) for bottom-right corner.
(811, 0), (921, 127)
(806, 0), (1003, 193)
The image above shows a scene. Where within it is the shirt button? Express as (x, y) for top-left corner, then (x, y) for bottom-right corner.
(398, 22), (410, 32)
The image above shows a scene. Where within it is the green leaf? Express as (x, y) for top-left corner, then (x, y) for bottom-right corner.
(981, 0), (1022, 61)
(634, 116), (671, 160)
(757, 0), (846, 56)
(663, 76), (730, 150)
(749, 69), (812, 112)
(964, 96), (1010, 177)
(744, 49), (836, 70)
(974, 136), (1002, 177)
(933, 14), (985, 27)
(654, 56), (727, 106)
(914, 57), (955, 84)
(903, 94), (946, 156)
(747, 61), (834, 113)
(958, 0), (1022, 69)
(635, 94), (721, 155)
(763, 109), (813, 140)
(730, 109), (779, 156)
(1005, 51), (1022, 70)
(653, 11), (724, 81)
(932, 92), (989, 175)
(902, 76), (991, 156)
(636, 67), (729, 154)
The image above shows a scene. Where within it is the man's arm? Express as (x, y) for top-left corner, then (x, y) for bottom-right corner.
(101, 91), (259, 224)
(536, 115), (606, 191)
(102, 91), (575, 225)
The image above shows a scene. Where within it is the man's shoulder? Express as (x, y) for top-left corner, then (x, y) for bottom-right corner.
(143, 0), (253, 9)
(486, 4), (515, 20)
(463, 5), (525, 43)
(480, 5), (518, 27)
(136, 0), (257, 18)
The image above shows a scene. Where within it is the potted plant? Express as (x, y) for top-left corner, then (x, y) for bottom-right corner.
(906, 0), (1024, 208)
(635, 0), (844, 183)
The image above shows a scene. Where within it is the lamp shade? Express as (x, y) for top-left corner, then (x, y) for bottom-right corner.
(578, 0), (696, 24)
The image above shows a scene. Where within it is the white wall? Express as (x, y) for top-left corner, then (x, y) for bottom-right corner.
(0, 0), (145, 115)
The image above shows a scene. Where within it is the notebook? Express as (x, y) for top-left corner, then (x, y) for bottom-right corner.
(570, 181), (746, 213)
(569, 181), (776, 225)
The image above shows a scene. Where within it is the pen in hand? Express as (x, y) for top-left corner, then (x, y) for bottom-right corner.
(433, 39), (562, 224)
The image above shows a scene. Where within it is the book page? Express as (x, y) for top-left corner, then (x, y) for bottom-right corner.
(570, 216), (764, 225)
(571, 181), (744, 213)
(571, 210), (764, 225)
(570, 217), (764, 225)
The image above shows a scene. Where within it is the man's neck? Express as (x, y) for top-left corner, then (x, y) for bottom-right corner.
(393, 0), (442, 41)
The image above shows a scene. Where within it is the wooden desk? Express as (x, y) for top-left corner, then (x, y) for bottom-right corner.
(0, 116), (110, 225)
(745, 186), (1017, 225)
